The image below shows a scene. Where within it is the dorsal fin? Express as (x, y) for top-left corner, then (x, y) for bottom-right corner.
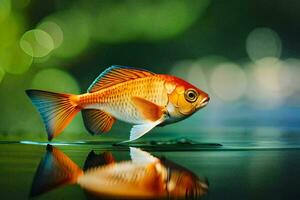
(87, 66), (155, 93)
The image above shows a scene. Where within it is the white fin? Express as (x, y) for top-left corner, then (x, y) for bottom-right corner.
(119, 119), (163, 144)
(130, 123), (156, 141)
(130, 147), (158, 164)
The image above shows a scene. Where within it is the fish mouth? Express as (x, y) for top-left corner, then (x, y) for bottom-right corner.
(198, 97), (210, 108)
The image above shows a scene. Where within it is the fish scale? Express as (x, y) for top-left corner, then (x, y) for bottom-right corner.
(81, 75), (168, 124)
(79, 161), (163, 195)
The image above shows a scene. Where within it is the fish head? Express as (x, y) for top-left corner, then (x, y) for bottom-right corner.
(167, 172), (209, 198)
(160, 157), (208, 198)
(163, 75), (210, 120)
(158, 157), (208, 198)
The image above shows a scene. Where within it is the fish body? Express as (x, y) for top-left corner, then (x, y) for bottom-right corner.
(78, 161), (166, 198)
(30, 145), (208, 198)
(79, 74), (168, 124)
(26, 66), (209, 142)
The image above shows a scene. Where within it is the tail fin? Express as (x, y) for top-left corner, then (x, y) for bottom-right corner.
(30, 145), (83, 197)
(26, 89), (80, 140)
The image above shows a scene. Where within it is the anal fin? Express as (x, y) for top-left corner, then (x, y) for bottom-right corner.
(82, 109), (115, 135)
(83, 151), (115, 171)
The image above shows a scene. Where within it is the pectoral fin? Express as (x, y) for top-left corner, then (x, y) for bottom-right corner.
(117, 97), (166, 143)
(131, 96), (165, 122)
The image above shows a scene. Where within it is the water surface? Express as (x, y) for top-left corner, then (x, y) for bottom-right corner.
(0, 129), (300, 199)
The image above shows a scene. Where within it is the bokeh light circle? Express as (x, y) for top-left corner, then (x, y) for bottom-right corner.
(171, 60), (195, 79)
(210, 63), (247, 101)
(0, 42), (33, 74)
(186, 63), (208, 91)
(135, 0), (210, 40)
(246, 27), (282, 62)
(247, 57), (286, 109)
(281, 59), (300, 94)
(50, 9), (90, 58)
(37, 21), (63, 49)
(20, 29), (54, 58)
(91, 0), (210, 42)
(253, 58), (282, 92)
(31, 68), (80, 93)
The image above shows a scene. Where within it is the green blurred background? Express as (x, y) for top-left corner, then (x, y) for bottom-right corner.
(0, 0), (300, 142)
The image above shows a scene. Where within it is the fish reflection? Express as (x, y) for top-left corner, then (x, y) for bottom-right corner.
(30, 145), (208, 199)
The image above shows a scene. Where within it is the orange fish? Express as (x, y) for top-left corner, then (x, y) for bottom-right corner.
(26, 66), (209, 142)
(30, 145), (209, 198)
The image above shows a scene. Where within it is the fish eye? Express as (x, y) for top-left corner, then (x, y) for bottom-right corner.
(184, 89), (198, 103)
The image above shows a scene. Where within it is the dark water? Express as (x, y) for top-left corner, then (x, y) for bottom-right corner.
(0, 131), (300, 200)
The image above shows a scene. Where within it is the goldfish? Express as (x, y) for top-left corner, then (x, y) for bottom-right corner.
(30, 145), (209, 199)
(26, 66), (209, 142)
